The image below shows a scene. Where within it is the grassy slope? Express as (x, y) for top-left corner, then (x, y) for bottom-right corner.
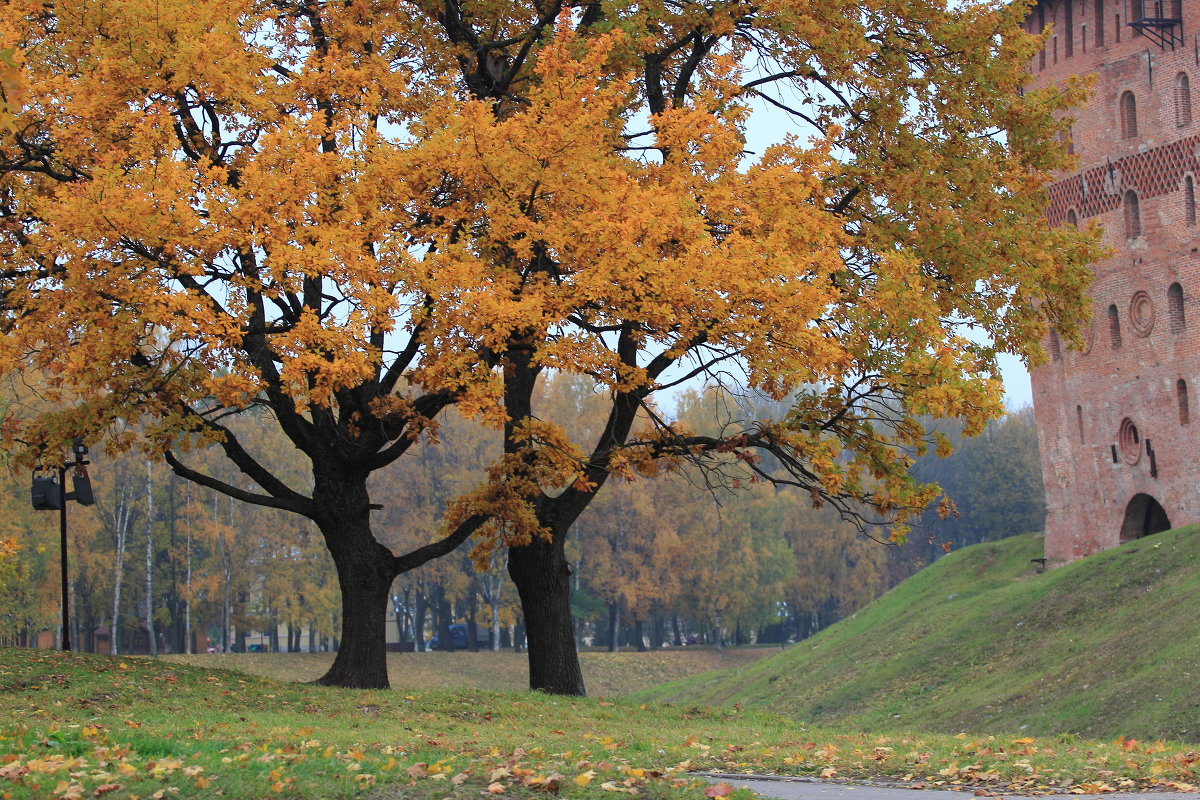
(635, 527), (1200, 741)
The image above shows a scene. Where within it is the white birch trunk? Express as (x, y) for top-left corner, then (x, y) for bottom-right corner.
(145, 459), (157, 657)
(184, 484), (192, 654)
(217, 493), (231, 651)
(110, 482), (131, 656)
(478, 549), (508, 651)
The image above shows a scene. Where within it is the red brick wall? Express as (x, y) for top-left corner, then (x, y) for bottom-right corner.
(1026, 0), (1199, 562)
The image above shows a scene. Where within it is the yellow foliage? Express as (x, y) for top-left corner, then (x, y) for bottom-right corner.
(0, 0), (1103, 685)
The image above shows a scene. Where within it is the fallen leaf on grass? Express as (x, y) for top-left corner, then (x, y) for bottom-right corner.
(488, 782), (506, 793)
(704, 783), (734, 797)
(52, 781), (83, 800)
(600, 780), (637, 793)
(407, 763), (428, 778)
(1070, 782), (1115, 794)
(575, 770), (596, 786)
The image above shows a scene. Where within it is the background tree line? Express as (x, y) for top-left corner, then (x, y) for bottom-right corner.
(0, 376), (1044, 654)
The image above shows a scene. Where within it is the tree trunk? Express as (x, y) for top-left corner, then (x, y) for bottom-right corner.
(508, 531), (584, 695)
(184, 485), (192, 655)
(435, 585), (454, 652)
(217, 494), (231, 653)
(635, 618), (647, 652)
(413, 589), (428, 652)
(310, 470), (396, 689)
(110, 482), (131, 656)
(145, 460), (157, 658)
(650, 615), (664, 650)
(466, 582), (479, 652)
(606, 601), (621, 653)
(484, 552), (506, 652)
(392, 588), (409, 649)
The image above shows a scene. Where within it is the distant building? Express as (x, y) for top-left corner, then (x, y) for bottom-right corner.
(1027, 0), (1195, 561)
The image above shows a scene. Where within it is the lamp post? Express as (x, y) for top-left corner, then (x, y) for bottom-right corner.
(30, 438), (95, 651)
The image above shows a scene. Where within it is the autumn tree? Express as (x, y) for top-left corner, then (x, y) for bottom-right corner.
(1, 0), (1100, 693)
(413, 1), (1101, 694)
(0, 0), (508, 688)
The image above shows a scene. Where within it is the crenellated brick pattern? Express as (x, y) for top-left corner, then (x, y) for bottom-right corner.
(1045, 133), (1200, 225)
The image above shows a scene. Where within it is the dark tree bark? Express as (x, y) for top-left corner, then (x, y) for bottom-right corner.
(650, 615), (664, 650)
(310, 469), (396, 688)
(434, 583), (454, 652)
(606, 601), (621, 653)
(513, 617), (525, 653)
(634, 619), (647, 652)
(508, 530), (583, 694)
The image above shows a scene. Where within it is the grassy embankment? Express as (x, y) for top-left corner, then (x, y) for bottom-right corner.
(2, 647), (1199, 800)
(635, 527), (1200, 741)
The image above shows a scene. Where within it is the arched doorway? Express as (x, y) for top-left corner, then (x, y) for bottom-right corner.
(1119, 493), (1172, 542)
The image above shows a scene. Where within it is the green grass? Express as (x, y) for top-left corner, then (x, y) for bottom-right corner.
(633, 527), (1200, 741)
(1, 648), (1199, 800)
(160, 646), (774, 698)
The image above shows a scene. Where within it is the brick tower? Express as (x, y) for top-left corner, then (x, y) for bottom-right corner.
(1027, 0), (1196, 562)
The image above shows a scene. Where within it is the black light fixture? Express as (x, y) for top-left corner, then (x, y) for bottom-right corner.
(30, 438), (96, 652)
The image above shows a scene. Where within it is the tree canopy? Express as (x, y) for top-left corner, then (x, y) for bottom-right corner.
(1, 0), (1100, 690)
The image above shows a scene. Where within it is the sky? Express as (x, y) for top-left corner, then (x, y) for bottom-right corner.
(999, 354), (1033, 410)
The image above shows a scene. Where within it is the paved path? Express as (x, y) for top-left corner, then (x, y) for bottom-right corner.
(697, 772), (1197, 800)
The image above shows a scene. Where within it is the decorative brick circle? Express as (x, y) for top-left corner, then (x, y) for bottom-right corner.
(1129, 290), (1155, 336)
(1118, 417), (1142, 465)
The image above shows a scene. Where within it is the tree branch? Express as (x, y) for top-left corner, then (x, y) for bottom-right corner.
(393, 513), (488, 574)
(163, 450), (314, 515)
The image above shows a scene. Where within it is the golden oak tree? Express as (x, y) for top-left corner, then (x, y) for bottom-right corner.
(414, 1), (1101, 693)
(1, 0), (1099, 693)
(0, 0), (499, 688)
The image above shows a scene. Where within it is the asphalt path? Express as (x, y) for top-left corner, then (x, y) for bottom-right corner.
(697, 772), (1198, 800)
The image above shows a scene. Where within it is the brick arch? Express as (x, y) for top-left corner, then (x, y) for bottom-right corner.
(1123, 190), (1141, 238)
(1119, 493), (1171, 542)
(1177, 72), (1193, 127)
(1185, 175), (1197, 225)
(1168, 282), (1185, 332)
(1120, 90), (1138, 139)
